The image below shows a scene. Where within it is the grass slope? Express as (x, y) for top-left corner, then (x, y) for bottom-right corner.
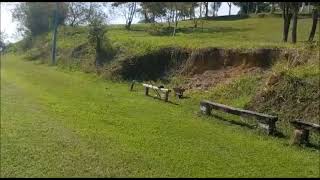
(9, 16), (317, 57)
(1, 55), (319, 177)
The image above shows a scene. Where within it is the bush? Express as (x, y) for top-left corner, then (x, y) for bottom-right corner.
(147, 23), (173, 36)
(257, 13), (266, 18)
(24, 48), (43, 60)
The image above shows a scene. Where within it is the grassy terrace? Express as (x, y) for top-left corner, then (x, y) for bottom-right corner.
(48, 15), (317, 56)
(1, 55), (319, 177)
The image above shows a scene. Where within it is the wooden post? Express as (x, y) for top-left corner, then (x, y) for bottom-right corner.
(257, 120), (276, 135)
(145, 87), (149, 96)
(291, 128), (310, 145)
(200, 103), (211, 115)
(130, 80), (135, 91)
(164, 91), (169, 102)
(267, 120), (276, 135)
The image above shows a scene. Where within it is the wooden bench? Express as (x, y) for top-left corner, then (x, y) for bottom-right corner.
(173, 87), (185, 99)
(200, 100), (278, 135)
(142, 83), (171, 102)
(290, 119), (320, 145)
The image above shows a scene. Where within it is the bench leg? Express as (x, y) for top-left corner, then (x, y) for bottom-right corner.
(145, 87), (149, 96)
(164, 91), (169, 102)
(257, 121), (276, 136)
(267, 121), (276, 135)
(291, 128), (310, 145)
(200, 104), (211, 115)
(130, 81), (135, 91)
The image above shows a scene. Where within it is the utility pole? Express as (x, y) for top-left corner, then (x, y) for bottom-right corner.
(51, 2), (58, 65)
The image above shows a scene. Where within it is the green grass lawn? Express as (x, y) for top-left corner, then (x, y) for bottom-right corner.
(1, 55), (319, 177)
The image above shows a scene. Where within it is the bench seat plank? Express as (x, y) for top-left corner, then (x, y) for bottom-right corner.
(142, 83), (170, 92)
(201, 100), (278, 122)
(290, 120), (320, 132)
(200, 100), (278, 135)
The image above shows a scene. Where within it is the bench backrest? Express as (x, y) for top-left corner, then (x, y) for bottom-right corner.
(142, 83), (171, 92)
(201, 100), (278, 122)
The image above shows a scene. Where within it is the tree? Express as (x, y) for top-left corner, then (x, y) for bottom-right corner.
(139, 2), (166, 23)
(163, 2), (193, 36)
(204, 2), (209, 18)
(88, 17), (108, 68)
(254, 2), (259, 14)
(199, 2), (204, 18)
(86, 3), (108, 25)
(291, 3), (301, 43)
(279, 2), (303, 43)
(51, 2), (59, 65)
(227, 2), (232, 16)
(270, 2), (275, 14)
(12, 2), (68, 37)
(211, 2), (222, 17)
(233, 2), (270, 15)
(112, 2), (138, 30)
(191, 2), (199, 28)
(280, 2), (293, 42)
(0, 31), (8, 52)
(308, 3), (319, 42)
(65, 2), (89, 27)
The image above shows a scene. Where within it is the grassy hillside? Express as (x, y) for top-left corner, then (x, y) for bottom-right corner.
(107, 15), (316, 51)
(9, 15), (317, 56)
(1, 55), (319, 177)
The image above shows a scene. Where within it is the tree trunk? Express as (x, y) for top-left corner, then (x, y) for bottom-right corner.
(95, 37), (101, 67)
(51, 3), (59, 65)
(283, 19), (289, 42)
(144, 11), (150, 23)
(299, 2), (305, 13)
(228, 3), (232, 16)
(212, 3), (216, 17)
(308, 8), (318, 42)
(205, 2), (208, 18)
(173, 9), (178, 36)
(282, 4), (292, 42)
(199, 3), (202, 18)
(291, 9), (298, 43)
(255, 3), (259, 14)
(270, 3), (274, 14)
(126, 21), (131, 30)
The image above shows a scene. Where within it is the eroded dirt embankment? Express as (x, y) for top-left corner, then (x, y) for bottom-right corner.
(108, 47), (309, 90)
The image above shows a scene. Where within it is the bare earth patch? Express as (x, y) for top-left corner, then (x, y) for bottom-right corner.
(183, 66), (264, 90)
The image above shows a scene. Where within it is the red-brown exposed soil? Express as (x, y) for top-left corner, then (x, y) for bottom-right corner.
(182, 66), (264, 90)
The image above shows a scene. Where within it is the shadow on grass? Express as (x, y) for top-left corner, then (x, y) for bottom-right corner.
(305, 143), (320, 151)
(147, 26), (252, 36)
(204, 15), (250, 21)
(143, 95), (180, 105)
(209, 114), (287, 139)
(210, 114), (255, 129)
(177, 96), (190, 99)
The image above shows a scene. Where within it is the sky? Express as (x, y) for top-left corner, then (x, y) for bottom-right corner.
(0, 2), (240, 43)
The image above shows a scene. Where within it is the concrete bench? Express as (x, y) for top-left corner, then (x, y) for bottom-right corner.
(142, 83), (171, 102)
(200, 100), (278, 135)
(290, 119), (320, 145)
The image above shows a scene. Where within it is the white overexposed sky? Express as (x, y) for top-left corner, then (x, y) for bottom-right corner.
(0, 2), (239, 43)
